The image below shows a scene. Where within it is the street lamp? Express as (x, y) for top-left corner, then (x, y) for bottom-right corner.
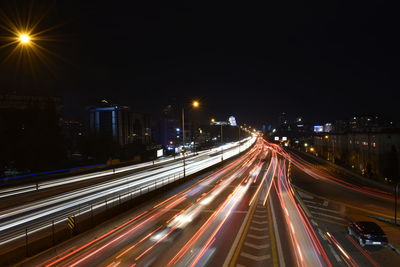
(182, 100), (200, 148)
(181, 100), (200, 177)
(211, 118), (225, 161)
(192, 100), (200, 108)
(18, 33), (31, 45)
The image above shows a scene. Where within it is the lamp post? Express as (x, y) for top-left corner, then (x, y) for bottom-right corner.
(181, 100), (200, 177)
(238, 125), (242, 153)
(18, 33), (31, 45)
(211, 118), (224, 161)
(220, 123), (224, 161)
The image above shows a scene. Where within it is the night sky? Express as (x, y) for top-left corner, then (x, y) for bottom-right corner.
(1, 1), (399, 126)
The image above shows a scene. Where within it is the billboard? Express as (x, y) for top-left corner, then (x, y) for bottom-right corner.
(313, 125), (323, 133)
(229, 116), (237, 126)
(156, 149), (163, 158)
(274, 136), (279, 141)
(324, 123), (332, 132)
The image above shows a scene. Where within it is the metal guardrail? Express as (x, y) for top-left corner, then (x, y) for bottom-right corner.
(0, 172), (185, 257)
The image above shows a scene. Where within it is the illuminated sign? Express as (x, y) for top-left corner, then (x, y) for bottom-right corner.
(229, 116), (237, 126)
(324, 123), (332, 132)
(282, 137), (287, 141)
(156, 149), (163, 157)
(313, 125), (323, 133)
(274, 136), (279, 141)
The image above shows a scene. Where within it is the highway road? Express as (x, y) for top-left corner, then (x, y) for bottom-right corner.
(14, 138), (271, 266)
(0, 137), (255, 261)
(4, 137), (400, 266)
(13, 139), (335, 267)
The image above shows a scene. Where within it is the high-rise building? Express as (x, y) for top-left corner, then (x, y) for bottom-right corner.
(89, 105), (131, 146)
(88, 103), (152, 147)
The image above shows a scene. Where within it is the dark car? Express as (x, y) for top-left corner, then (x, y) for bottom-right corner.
(348, 221), (388, 247)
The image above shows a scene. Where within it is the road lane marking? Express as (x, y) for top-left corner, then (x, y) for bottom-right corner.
(307, 205), (340, 214)
(223, 180), (261, 267)
(253, 214), (267, 218)
(310, 211), (347, 221)
(252, 219), (268, 225)
(249, 226), (268, 231)
(240, 252), (271, 261)
(313, 216), (347, 226)
(294, 187), (395, 220)
(247, 234), (269, 239)
(298, 191), (314, 199)
(244, 242), (270, 249)
(303, 199), (319, 204)
(317, 228), (327, 241)
(327, 243), (342, 263)
(267, 202), (279, 267)
(269, 191), (285, 267)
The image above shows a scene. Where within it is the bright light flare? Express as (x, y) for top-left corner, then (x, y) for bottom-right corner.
(0, 9), (63, 74)
(18, 33), (31, 44)
(192, 100), (200, 108)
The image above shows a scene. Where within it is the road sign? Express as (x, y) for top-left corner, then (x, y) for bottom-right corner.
(68, 216), (75, 230)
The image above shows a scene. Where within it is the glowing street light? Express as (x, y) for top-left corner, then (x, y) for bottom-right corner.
(192, 100), (200, 108)
(18, 33), (31, 44)
(181, 99), (201, 177)
(211, 118), (216, 123)
(0, 14), (62, 72)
